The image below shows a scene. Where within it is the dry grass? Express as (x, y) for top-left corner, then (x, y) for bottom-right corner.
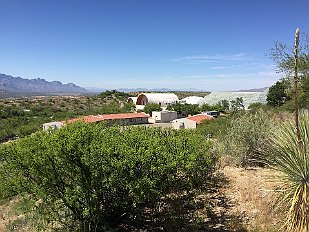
(221, 166), (282, 231)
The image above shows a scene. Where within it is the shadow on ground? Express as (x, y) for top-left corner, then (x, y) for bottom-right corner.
(119, 172), (248, 232)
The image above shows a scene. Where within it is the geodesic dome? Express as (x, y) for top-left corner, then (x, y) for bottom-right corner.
(198, 90), (268, 109)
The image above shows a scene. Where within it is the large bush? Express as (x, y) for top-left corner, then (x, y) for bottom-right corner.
(0, 123), (215, 231)
(219, 111), (274, 167)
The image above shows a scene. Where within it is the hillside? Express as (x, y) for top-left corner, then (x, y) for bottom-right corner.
(0, 74), (89, 94)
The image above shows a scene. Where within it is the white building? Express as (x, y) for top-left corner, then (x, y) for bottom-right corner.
(136, 93), (179, 107)
(152, 111), (177, 123)
(179, 96), (204, 105)
(172, 118), (197, 129)
(172, 114), (213, 129)
(127, 97), (138, 104)
(43, 121), (64, 131)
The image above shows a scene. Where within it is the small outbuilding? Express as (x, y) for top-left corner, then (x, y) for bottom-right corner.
(128, 97), (138, 104)
(43, 121), (64, 131)
(172, 114), (214, 130)
(172, 118), (197, 129)
(152, 111), (177, 123)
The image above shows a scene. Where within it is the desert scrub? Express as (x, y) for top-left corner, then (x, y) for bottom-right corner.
(219, 110), (275, 167)
(0, 123), (216, 231)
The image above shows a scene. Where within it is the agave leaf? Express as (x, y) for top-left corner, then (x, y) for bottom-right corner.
(267, 113), (309, 231)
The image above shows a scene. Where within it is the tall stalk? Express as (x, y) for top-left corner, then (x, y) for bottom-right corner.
(293, 28), (302, 154)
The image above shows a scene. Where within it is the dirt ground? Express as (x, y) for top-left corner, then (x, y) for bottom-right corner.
(218, 166), (281, 231)
(0, 166), (281, 232)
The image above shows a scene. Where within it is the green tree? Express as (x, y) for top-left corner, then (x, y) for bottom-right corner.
(143, 103), (161, 115)
(167, 103), (200, 116)
(269, 34), (309, 109)
(267, 80), (289, 106)
(218, 99), (230, 112)
(199, 103), (213, 112)
(230, 97), (245, 111)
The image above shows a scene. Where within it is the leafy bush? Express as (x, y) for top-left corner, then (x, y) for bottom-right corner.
(167, 103), (200, 116)
(219, 111), (274, 167)
(197, 116), (229, 139)
(266, 113), (309, 231)
(143, 103), (161, 115)
(0, 123), (215, 231)
(267, 80), (290, 107)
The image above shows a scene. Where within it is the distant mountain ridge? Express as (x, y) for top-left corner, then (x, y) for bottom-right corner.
(236, 87), (269, 92)
(0, 73), (89, 93)
(86, 87), (203, 93)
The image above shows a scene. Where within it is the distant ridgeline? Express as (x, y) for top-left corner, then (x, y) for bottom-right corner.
(0, 73), (89, 94)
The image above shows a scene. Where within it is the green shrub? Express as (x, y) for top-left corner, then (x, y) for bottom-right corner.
(167, 103), (196, 115)
(197, 116), (229, 139)
(143, 103), (161, 115)
(0, 123), (216, 231)
(219, 111), (274, 167)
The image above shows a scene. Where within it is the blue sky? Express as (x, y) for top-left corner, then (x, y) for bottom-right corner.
(1, 0), (309, 91)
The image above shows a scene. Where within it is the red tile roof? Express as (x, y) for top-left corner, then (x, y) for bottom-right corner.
(63, 112), (149, 124)
(186, 114), (213, 124)
(99, 112), (149, 120)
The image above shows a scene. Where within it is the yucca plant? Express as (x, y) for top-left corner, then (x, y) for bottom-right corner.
(267, 112), (309, 231)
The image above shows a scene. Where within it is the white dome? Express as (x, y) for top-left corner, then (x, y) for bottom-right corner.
(179, 96), (204, 105)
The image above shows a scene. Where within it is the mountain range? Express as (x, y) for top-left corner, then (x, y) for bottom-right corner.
(86, 87), (204, 93)
(0, 73), (89, 94)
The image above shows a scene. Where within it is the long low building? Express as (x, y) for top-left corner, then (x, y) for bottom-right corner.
(43, 113), (150, 131)
(64, 112), (150, 125)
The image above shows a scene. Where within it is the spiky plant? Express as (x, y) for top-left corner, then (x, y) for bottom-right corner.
(268, 112), (309, 232)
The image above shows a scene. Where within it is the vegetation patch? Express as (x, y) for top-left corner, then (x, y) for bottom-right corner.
(0, 123), (216, 231)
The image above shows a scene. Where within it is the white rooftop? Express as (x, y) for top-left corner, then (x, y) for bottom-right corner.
(179, 96), (204, 105)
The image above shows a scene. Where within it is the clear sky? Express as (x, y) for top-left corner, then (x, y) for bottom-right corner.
(1, 0), (309, 91)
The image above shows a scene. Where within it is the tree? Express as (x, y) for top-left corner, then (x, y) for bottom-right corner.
(167, 103), (200, 116)
(267, 80), (289, 106)
(269, 33), (309, 108)
(143, 103), (161, 115)
(230, 97), (245, 111)
(217, 99), (230, 112)
(269, 34), (309, 77)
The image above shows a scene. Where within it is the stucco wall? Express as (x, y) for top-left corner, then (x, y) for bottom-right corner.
(172, 118), (196, 130)
(152, 111), (177, 123)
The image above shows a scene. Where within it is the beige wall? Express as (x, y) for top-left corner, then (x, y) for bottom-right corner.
(152, 111), (177, 123)
(172, 119), (196, 130)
